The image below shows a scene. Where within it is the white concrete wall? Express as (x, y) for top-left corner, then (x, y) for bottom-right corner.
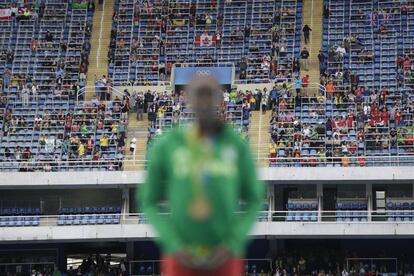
(114, 83), (276, 94)
(2, 222), (414, 243)
(116, 85), (173, 94)
(0, 167), (413, 188)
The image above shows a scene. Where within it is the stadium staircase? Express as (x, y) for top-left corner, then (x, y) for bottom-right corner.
(124, 115), (148, 171)
(86, 0), (114, 100)
(300, 0), (323, 95)
(249, 110), (272, 167)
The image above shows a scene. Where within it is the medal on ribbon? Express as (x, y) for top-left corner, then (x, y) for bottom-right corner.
(188, 197), (212, 221)
(187, 127), (214, 221)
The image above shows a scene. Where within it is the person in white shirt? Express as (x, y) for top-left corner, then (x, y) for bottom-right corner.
(335, 46), (346, 60)
(130, 137), (137, 153)
(223, 91), (230, 104)
(205, 13), (212, 24)
(303, 125), (311, 138)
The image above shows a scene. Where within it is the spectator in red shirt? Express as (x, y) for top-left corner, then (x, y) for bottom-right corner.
(395, 109), (401, 127)
(397, 56), (404, 67)
(357, 130), (365, 141)
(358, 154), (366, 167)
(381, 109), (390, 126)
(349, 141), (358, 154)
(346, 111), (354, 128)
(302, 75), (310, 93)
(355, 87), (362, 98)
(403, 55), (411, 72)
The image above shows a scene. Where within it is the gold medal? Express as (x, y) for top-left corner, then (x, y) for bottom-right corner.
(188, 197), (212, 221)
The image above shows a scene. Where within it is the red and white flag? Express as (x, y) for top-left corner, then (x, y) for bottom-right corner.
(195, 34), (216, 46)
(0, 8), (11, 20)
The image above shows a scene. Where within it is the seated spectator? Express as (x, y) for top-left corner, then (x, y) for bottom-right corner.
(325, 81), (335, 94)
(100, 134), (109, 151)
(357, 155), (366, 167)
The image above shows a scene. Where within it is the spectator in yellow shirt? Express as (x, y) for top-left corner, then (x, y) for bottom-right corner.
(100, 135), (109, 151)
(78, 142), (85, 157)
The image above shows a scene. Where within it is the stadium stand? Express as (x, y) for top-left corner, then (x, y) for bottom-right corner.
(385, 201), (414, 222)
(0, 97), (127, 172)
(135, 87), (252, 143)
(108, 0), (303, 85)
(286, 202), (318, 222)
(57, 206), (121, 226)
(0, 207), (41, 227)
(335, 201), (368, 222)
(267, 0), (414, 168)
(5, 0), (414, 275)
(0, 1), (132, 172)
(0, 0), (94, 96)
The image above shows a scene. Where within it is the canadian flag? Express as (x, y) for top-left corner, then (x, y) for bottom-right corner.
(0, 8), (11, 20)
(195, 34), (216, 46)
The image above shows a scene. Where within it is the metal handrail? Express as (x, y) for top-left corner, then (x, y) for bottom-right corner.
(2, 211), (414, 227)
(128, 258), (273, 275)
(76, 85), (127, 104)
(0, 154), (413, 171)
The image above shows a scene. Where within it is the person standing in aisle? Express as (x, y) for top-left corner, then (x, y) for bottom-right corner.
(302, 24), (312, 44)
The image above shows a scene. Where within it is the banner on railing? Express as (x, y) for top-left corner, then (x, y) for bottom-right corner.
(174, 67), (233, 85)
(0, 8), (11, 20)
(194, 34), (216, 46)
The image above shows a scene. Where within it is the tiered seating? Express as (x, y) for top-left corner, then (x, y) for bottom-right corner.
(325, 97), (359, 165)
(165, 2), (191, 67)
(146, 89), (251, 140)
(299, 97), (326, 163)
(109, 0), (303, 85)
(0, 96), (126, 172)
(273, 0), (302, 82)
(0, 207), (41, 227)
(269, 92), (296, 166)
(57, 206), (121, 226)
(335, 202), (368, 222)
(218, 0), (248, 65)
(385, 201), (414, 222)
(265, 0), (414, 167)
(0, 0), (93, 100)
(322, 0), (414, 156)
(286, 202), (318, 222)
(109, 0), (134, 84)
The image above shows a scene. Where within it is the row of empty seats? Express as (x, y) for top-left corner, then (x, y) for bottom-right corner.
(59, 206), (122, 214)
(57, 214), (121, 226)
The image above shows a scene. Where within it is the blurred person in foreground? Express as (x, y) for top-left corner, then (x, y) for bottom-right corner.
(139, 75), (264, 276)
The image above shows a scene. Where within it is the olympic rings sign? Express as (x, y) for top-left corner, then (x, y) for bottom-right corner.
(195, 70), (212, 76)
(175, 67), (232, 85)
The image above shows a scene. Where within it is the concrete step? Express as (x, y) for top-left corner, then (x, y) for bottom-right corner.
(85, 0), (114, 100)
(300, 0), (324, 96)
(248, 111), (272, 166)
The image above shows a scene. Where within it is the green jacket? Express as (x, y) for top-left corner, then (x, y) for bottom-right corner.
(139, 126), (263, 256)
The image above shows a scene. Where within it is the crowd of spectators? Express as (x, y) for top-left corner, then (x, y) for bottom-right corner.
(128, 87), (254, 146)
(288, 1), (414, 167)
(0, 96), (127, 172)
(65, 255), (127, 276)
(268, 253), (405, 276)
(0, 0), (94, 100)
(109, 0), (302, 85)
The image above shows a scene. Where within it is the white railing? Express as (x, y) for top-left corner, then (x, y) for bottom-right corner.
(2, 211), (414, 227)
(0, 154), (413, 171)
(76, 85), (127, 104)
(0, 262), (55, 274)
(129, 258), (273, 276)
